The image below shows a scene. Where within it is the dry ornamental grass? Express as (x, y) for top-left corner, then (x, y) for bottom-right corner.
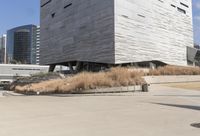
(14, 67), (146, 94)
(149, 65), (200, 76)
(11, 65), (200, 94)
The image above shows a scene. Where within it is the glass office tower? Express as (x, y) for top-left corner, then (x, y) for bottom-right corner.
(0, 35), (6, 64)
(6, 25), (39, 64)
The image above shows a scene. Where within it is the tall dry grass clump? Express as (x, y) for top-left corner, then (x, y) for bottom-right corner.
(149, 65), (200, 76)
(14, 67), (146, 94)
(12, 65), (200, 94)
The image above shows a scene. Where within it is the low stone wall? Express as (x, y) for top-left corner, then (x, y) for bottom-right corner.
(144, 75), (200, 84)
(14, 85), (146, 95)
(83, 85), (144, 94)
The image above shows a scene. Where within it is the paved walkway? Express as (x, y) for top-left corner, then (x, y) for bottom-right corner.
(0, 85), (200, 136)
(0, 89), (4, 97)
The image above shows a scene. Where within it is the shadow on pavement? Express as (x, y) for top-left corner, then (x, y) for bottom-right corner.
(152, 103), (200, 111)
(154, 95), (200, 98)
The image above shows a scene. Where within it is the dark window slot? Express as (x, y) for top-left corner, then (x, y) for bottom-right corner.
(171, 4), (176, 8)
(41, 0), (52, 7)
(137, 14), (145, 18)
(177, 7), (186, 14)
(64, 3), (72, 9)
(122, 15), (129, 18)
(180, 2), (189, 8)
(51, 13), (55, 18)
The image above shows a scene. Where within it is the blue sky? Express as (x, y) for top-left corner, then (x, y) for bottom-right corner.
(0, 0), (199, 44)
(0, 0), (40, 33)
(193, 0), (200, 44)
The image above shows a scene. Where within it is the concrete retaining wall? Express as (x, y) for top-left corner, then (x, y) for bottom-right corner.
(17, 85), (145, 95)
(144, 75), (200, 84)
(83, 86), (142, 94)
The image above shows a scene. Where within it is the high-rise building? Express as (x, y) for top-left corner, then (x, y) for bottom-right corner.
(6, 25), (40, 64)
(36, 26), (40, 64)
(0, 34), (6, 64)
(40, 0), (194, 71)
(194, 43), (200, 49)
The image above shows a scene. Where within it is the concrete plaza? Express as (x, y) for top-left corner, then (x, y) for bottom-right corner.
(0, 85), (200, 136)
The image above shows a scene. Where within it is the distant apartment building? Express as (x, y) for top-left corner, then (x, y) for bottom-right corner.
(36, 26), (40, 64)
(40, 0), (194, 71)
(6, 25), (40, 64)
(0, 34), (6, 64)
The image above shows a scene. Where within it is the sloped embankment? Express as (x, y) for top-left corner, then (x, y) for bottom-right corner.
(8, 72), (63, 92)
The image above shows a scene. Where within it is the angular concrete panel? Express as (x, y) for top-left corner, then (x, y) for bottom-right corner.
(40, 0), (193, 66)
(115, 0), (193, 66)
(40, 0), (115, 65)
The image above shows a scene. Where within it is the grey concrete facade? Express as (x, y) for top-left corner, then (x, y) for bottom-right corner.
(115, 0), (193, 66)
(40, 0), (115, 65)
(40, 0), (194, 66)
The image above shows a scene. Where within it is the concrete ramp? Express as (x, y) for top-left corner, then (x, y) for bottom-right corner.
(145, 75), (200, 84)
